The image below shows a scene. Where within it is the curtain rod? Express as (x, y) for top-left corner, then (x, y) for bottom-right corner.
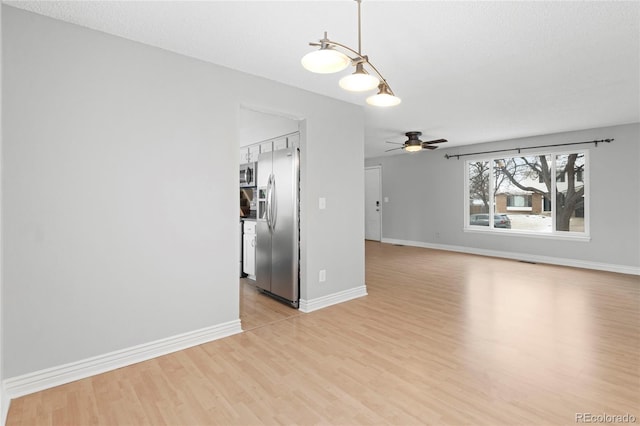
(444, 138), (614, 160)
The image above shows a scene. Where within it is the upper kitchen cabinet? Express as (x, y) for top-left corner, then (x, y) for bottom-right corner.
(273, 137), (287, 151)
(271, 134), (299, 151)
(287, 133), (300, 149)
(260, 141), (273, 154)
(242, 133), (301, 163)
(239, 107), (300, 163)
(240, 145), (260, 164)
(248, 145), (260, 162)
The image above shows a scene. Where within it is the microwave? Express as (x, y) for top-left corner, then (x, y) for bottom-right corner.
(240, 162), (257, 187)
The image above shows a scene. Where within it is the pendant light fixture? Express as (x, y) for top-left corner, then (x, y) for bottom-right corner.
(302, 0), (401, 107)
(339, 63), (379, 92)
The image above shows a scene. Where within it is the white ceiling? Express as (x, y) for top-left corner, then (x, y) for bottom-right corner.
(6, 1), (639, 158)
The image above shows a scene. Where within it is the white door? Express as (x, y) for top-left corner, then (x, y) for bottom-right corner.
(365, 166), (382, 241)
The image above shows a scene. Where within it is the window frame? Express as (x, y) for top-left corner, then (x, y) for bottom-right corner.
(464, 149), (590, 241)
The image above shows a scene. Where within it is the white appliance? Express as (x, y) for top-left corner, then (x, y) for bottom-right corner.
(242, 220), (256, 279)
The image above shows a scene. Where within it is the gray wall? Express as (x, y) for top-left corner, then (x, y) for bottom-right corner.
(2, 6), (364, 378)
(366, 123), (640, 270)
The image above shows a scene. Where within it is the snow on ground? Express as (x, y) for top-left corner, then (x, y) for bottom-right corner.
(507, 214), (584, 232)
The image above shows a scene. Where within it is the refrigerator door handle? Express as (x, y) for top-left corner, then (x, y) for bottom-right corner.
(266, 174), (272, 230)
(270, 175), (277, 230)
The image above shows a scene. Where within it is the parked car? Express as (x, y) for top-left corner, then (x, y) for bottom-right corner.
(469, 214), (511, 228)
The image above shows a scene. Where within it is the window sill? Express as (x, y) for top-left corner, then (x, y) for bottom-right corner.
(463, 227), (591, 242)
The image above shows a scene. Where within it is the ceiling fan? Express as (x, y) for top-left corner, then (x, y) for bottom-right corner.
(385, 131), (447, 153)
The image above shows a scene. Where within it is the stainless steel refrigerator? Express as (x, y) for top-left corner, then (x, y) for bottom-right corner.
(256, 147), (299, 308)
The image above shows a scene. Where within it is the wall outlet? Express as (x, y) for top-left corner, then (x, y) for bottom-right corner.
(319, 197), (326, 210)
(319, 269), (326, 282)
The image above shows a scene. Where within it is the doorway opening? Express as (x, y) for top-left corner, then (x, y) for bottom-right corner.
(238, 106), (303, 330)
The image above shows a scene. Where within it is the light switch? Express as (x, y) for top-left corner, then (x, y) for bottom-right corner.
(319, 197), (326, 210)
(384, 197), (389, 203)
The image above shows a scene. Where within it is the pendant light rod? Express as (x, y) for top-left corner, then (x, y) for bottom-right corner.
(357, 0), (362, 55)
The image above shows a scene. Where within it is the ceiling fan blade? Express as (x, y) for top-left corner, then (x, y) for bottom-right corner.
(420, 142), (438, 150)
(423, 138), (448, 145)
(385, 147), (403, 152)
(385, 141), (403, 145)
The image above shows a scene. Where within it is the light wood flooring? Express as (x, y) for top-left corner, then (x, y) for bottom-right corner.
(239, 278), (300, 331)
(7, 242), (639, 425)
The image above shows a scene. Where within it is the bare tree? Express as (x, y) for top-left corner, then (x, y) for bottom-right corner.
(469, 161), (490, 211)
(496, 154), (584, 231)
(495, 156), (550, 198)
(469, 160), (513, 212)
(555, 154), (585, 231)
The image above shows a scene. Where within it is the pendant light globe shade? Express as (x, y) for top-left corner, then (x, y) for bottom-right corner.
(339, 64), (379, 92)
(301, 48), (350, 74)
(366, 92), (402, 107)
(404, 144), (422, 153)
(366, 83), (401, 107)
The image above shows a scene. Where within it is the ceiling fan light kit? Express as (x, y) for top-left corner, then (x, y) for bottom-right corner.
(302, 0), (401, 107)
(404, 144), (423, 153)
(385, 131), (448, 153)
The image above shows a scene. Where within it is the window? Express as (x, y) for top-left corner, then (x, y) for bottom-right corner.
(465, 152), (588, 236)
(555, 153), (586, 232)
(507, 195), (532, 208)
(468, 161), (490, 218)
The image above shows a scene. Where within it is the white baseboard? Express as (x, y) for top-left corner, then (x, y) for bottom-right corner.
(299, 285), (368, 313)
(382, 238), (640, 276)
(1, 385), (9, 426)
(3, 320), (242, 400)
